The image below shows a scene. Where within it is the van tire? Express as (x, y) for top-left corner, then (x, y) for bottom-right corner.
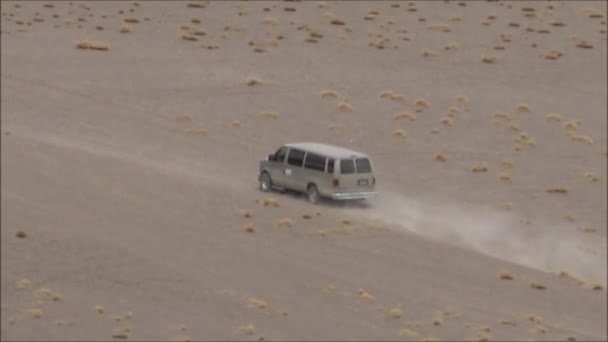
(307, 184), (320, 204)
(259, 172), (272, 192)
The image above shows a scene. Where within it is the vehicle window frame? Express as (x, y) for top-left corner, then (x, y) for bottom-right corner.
(303, 152), (327, 172)
(355, 158), (372, 173)
(340, 159), (355, 174)
(273, 146), (288, 163)
(286, 148), (306, 167)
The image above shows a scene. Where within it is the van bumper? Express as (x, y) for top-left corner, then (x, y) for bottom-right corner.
(329, 191), (378, 201)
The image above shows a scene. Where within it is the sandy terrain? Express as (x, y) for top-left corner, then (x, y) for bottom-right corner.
(1, 1), (607, 341)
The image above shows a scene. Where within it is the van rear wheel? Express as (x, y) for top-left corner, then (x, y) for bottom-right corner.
(307, 184), (320, 204)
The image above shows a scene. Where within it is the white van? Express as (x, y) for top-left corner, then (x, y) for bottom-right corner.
(258, 142), (377, 203)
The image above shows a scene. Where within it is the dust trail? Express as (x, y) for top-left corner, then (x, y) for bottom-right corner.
(359, 189), (607, 287)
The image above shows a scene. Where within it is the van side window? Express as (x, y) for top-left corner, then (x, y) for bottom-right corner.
(274, 147), (287, 163)
(340, 159), (355, 174)
(327, 159), (334, 174)
(287, 149), (305, 167)
(304, 153), (326, 172)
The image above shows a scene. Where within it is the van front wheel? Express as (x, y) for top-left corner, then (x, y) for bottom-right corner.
(307, 184), (320, 204)
(259, 172), (272, 192)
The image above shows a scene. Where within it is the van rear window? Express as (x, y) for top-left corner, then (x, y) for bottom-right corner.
(340, 159), (355, 174)
(355, 158), (372, 173)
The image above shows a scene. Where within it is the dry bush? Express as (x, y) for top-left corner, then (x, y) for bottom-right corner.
(592, 284), (603, 291)
(509, 122), (521, 132)
(494, 112), (511, 120)
(545, 185), (568, 194)
(238, 324), (256, 336)
(245, 77), (265, 86)
(434, 152), (446, 162)
(432, 315), (443, 326)
(185, 127), (208, 136)
(239, 209), (253, 218)
(482, 55), (497, 63)
(441, 116), (453, 127)
(380, 90), (405, 101)
(330, 19), (345, 25)
(545, 113), (561, 122)
(579, 225), (597, 233)
(394, 112), (416, 121)
(501, 201), (513, 210)
(576, 41), (593, 49)
(337, 100), (354, 112)
(260, 111), (279, 120)
(428, 23), (451, 32)
(543, 50), (563, 60)
(516, 103), (531, 112)
(530, 282), (547, 290)
(244, 223), (255, 233)
(527, 313), (542, 323)
(230, 120), (242, 128)
(321, 89), (339, 99)
(389, 308), (402, 318)
(176, 112), (193, 122)
(414, 98), (430, 110)
(247, 297), (268, 309)
(472, 163), (488, 173)
(583, 172), (598, 182)
(262, 17), (278, 25)
(76, 40), (110, 51)
(563, 120), (580, 131)
(444, 42), (459, 51)
(17, 279), (33, 289)
(570, 134), (593, 144)
(422, 48), (437, 57)
(15, 230), (27, 239)
(275, 218), (293, 228)
(431, 127), (439, 134)
(95, 305), (105, 314)
(124, 18), (139, 23)
(499, 270), (513, 280)
(181, 34), (197, 41)
(26, 308), (43, 319)
(563, 214), (576, 222)
(357, 288), (375, 302)
(499, 319), (517, 326)
(120, 25), (132, 33)
(392, 129), (407, 139)
(262, 198), (279, 207)
(498, 172), (512, 182)
(399, 328), (418, 337)
(186, 2), (205, 8)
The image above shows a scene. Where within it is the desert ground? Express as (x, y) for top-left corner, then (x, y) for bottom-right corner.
(1, 0), (607, 341)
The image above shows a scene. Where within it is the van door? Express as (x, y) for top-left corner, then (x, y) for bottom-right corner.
(283, 148), (306, 191)
(267, 146), (289, 187)
(337, 157), (375, 193)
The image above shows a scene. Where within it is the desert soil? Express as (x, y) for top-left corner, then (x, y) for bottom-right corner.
(1, 1), (607, 341)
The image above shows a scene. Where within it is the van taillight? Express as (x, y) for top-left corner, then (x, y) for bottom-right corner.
(333, 179), (339, 187)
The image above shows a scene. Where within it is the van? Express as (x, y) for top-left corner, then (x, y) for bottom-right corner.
(258, 142), (377, 203)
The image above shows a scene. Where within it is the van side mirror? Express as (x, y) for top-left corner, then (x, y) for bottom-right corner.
(268, 154), (275, 161)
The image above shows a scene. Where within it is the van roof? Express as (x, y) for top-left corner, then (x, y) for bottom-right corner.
(284, 142), (368, 159)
